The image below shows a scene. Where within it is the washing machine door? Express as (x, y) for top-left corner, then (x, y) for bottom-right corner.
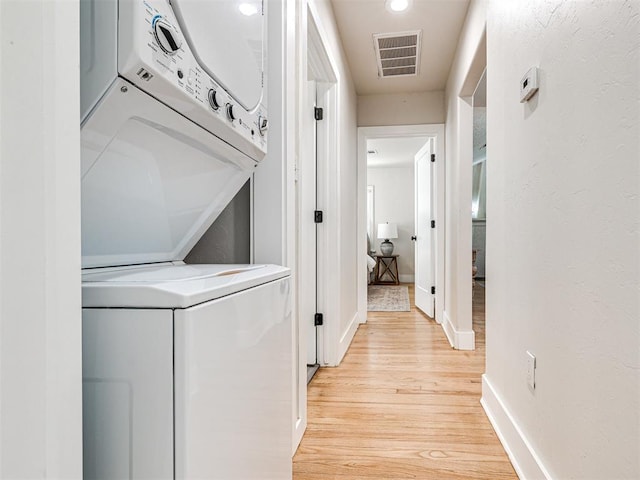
(171, 0), (265, 111)
(81, 78), (256, 269)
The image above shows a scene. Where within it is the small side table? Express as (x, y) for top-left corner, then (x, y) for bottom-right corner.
(374, 254), (399, 285)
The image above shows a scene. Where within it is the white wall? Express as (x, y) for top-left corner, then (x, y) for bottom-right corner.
(358, 91), (445, 126)
(442, 0), (486, 350)
(482, 1), (640, 479)
(0, 1), (82, 478)
(367, 167), (415, 282)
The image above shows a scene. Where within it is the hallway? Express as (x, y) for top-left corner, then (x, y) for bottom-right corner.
(293, 285), (516, 479)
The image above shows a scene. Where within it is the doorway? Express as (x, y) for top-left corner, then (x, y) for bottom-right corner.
(366, 136), (428, 286)
(357, 125), (445, 325)
(472, 70), (487, 338)
(299, 9), (338, 384)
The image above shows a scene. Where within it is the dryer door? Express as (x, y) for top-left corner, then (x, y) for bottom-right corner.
(170, 0), (265, 111)
(81, 78), (256, 269)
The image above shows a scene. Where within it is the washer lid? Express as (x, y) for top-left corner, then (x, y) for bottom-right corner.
(171, 0), (264, 111)
(81, 79), (255, 269)
(82, 264), (290, 308)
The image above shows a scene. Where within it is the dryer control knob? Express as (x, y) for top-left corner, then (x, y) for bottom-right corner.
(226, 104), (236, 122)
(258, 116), (268, 136)
(153, 19), (181, 55)
(208, 89), (220, 110)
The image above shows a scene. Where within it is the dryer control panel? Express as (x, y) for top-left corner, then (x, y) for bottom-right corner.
(118, 0), (267, 162)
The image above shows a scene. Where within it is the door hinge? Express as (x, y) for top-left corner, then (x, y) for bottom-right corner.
(314, 210), (323, 223)
(314, 107), (323, 121)
(431, 286), (436, 295)
(431, 220), (436, 228)
(314, 313), (324, 326)
(431, 153), (436, 162)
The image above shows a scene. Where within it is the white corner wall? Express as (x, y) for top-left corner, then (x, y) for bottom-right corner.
(0, 1), (82, 478)
(358, 92), (445, 126)
(483, 1), (640, 479)
(443, 0), (486, 350)
(367, 167), (415, 282)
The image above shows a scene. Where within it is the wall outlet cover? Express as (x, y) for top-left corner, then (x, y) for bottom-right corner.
(526, 350), (536, 390)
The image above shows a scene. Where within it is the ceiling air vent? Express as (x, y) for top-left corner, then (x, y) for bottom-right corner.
(373, 30), (422, 78)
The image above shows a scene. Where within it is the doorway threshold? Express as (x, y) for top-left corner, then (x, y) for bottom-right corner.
(307, 364), (320, 384)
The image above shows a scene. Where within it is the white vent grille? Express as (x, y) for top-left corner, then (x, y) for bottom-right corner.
(373, 31), (422, 78)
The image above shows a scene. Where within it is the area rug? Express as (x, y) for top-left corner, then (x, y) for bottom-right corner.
(367, 285), (410, 312)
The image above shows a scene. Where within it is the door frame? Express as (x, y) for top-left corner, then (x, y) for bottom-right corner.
(303, 3), (338, 366)
(292, 0), (339, 453)
(357, 125), (445, 324)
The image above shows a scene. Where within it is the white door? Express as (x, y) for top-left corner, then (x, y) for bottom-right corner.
(414, 140), (436, 317)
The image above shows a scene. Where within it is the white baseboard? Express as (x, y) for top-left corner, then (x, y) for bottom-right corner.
(457, 329), (475, 350)
(399, 274), (414, 283)
(335, 312), (360, 366)
(442, 311), (456, 347)
(481, 375), (552, 480)
(292, 416), (306, 457)
(441, 310), (475, 350)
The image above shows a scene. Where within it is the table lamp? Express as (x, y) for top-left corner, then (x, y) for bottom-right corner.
(377, 222), (398, 256)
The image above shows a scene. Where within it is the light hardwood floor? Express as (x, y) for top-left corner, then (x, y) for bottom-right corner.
(293, 284), (517, 479)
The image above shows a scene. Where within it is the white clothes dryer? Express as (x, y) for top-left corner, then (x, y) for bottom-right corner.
(81, 0), (268, 162)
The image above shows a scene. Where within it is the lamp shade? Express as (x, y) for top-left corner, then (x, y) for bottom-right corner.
(377, 222), (398, 240)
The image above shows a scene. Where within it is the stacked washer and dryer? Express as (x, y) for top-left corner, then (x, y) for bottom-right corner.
(80, 1), (291, 479)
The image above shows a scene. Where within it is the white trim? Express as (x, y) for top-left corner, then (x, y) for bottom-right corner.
(289, 0), (306, 454)
(399, 274), (415, 283)
(304, 3), (348, 368)
(457, 329), (475, 350)
(357, 124), (446, 330)
(442, 311), (455, 345)
(455, 96), (475, 342)
(441, 310), (475, 350)
(481, 375), (553, 480)
(366, 185), (375, 247)
(307, 16), (337, 83)
(336, 312), (360, 364)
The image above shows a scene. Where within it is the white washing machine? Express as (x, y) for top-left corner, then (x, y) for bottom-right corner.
(80, 1), (292, 479)
(82, 264), (292, 480)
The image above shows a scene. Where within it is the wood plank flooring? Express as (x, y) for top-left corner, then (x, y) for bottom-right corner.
(292, 284), (517, 479)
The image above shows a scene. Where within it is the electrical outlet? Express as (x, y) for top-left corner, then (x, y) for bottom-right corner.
(526, 351), (536, 390)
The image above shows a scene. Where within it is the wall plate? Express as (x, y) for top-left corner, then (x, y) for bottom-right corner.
(526, 350), (536, 390)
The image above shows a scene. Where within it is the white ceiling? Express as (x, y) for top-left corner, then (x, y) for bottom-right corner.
(330, 0), (471, 95)
(367, 136), (429, 167)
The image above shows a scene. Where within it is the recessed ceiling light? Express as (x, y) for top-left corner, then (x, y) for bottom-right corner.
(238, 2), (259, 16)
(385, 0), (410, 13)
